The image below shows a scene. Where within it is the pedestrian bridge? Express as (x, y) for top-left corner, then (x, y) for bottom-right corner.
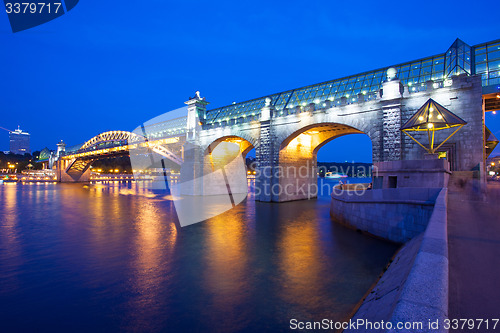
(55, 38), (499, 201)
(56, 130), (185, 182)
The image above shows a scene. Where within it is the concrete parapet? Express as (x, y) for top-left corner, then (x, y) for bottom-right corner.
(344, 188), (448, 333)
(374, 159), (451, 189)
(331, 188), (441, 243)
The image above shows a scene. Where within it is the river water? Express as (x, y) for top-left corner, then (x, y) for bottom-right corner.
(0, 179), (398, 332)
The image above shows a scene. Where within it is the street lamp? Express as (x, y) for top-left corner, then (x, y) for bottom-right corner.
(401, 98), (467, 154)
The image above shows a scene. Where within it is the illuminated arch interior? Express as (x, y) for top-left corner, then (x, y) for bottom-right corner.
(280, 123), (365, 160)
(277, 123), (371, 201)
(205, 136), (255, 175)
(206, 136), (254, 157)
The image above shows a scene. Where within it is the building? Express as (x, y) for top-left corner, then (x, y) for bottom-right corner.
(9, 126), (30, 155)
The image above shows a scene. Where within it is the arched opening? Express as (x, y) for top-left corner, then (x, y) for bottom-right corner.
(276, 123), (371, 201)
(197, 136), (256, 198)
(205, 136), (255, 158)
(245, 147), (256, 177)
(316, 132), (373, 194)
(204, 136), (256, 179)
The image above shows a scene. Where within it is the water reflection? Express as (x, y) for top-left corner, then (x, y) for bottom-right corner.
(277, 207), (323, 313)
(0, 181), (398, 332)
(201, 209), (251, 331)
(127, 200), (177, 330)
(0, 184), (22, 294)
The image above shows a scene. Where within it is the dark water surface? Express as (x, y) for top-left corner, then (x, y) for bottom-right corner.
(0, 180), (398, 332)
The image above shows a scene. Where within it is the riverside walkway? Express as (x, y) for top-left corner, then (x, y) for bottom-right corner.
(448, 182), (500, 329)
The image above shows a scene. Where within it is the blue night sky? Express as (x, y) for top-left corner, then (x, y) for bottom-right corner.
(1, 0), (500, 162)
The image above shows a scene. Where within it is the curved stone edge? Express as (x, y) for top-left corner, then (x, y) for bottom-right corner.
(388, 188), (448, 333)
(344, 188), (448, 333)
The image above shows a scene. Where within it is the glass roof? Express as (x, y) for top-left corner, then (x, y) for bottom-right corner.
(474, 40), (500, 87)
(141, 116), (188, 138)
(205, 38), (500, 125)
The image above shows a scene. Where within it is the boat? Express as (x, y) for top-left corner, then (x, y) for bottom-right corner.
(1, 175), (18, 183)
(324, 172), (348, 179)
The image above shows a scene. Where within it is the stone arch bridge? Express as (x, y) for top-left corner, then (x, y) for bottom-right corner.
(56, 37), (500, 201)
(57, 74), (486, 202)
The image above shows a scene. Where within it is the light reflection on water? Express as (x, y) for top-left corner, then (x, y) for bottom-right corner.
(0, 180), (397, 332)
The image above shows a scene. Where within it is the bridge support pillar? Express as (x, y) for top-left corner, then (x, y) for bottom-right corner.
(179, 92), (210, 196)
(255, 98), (279, 202)
(276, 157), (318, 202)
(381, 79), (403, 161)
(56, 159), (91, 182)
(178, 143), (205, 195)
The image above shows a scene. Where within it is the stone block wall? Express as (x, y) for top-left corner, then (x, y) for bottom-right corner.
(345, 188), (449, 333)
(374, 158), (451, 189)
(330, 188), (441, 243)
(400, 75), (484, 175)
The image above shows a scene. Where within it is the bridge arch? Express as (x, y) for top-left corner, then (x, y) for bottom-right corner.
(80, 130), (143, 151)
(204, 135), (256, 158)
(201, 135), (257, 183)
(279, 123), (366, 154)
(274, 122), (372, 201)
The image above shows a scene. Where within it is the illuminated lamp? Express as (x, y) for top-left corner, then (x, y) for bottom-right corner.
(401, 98), (466, 154)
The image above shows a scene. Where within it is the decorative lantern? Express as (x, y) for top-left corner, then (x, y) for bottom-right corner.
(485, 126), (498, 158)
(401, 98), (467, 154)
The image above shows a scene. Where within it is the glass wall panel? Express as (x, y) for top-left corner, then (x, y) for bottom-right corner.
(204, 39), (500, 124)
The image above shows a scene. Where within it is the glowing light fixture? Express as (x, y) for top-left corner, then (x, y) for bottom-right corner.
(401, 98), (467, 154)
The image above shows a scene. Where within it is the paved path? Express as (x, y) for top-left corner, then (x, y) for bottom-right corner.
(448, 182), (500, 331)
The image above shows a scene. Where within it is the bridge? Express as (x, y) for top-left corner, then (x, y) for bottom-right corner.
(55, 38), (499, 202)
(56, 129), (185, 182)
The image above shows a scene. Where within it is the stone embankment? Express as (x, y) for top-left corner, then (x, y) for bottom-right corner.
(341, 189), (448, 332)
